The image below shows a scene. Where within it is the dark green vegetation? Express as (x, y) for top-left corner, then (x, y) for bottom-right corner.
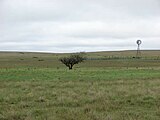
(59, 53), (85, 70)
(0, 50), (160, 120)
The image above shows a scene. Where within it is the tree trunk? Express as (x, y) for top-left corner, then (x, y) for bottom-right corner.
(69, 64), (73, 70)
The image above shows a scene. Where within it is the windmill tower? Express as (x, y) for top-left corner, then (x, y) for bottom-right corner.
(136, 40), (142, 58)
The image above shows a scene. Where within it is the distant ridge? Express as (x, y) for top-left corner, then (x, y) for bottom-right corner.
(0, 50), (159, 58)
(0, 50), (159, 54)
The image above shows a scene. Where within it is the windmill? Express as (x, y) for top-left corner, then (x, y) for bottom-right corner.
(136, 40), (142, 58)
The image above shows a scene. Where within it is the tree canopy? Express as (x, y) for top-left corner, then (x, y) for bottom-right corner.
(59, 53), (85, 70)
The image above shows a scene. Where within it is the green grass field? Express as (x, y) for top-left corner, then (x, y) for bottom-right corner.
(0, 50), (160, 120)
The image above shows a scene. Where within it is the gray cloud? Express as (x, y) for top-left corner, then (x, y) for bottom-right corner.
(0, 0), (160, 52)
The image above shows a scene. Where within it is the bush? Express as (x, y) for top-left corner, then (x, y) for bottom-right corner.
(59, 53), (85, 70)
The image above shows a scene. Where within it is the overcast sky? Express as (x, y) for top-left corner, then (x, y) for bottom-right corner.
(0, 0), (160, 53)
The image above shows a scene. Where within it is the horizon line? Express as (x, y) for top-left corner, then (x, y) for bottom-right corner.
(0, 49), (159, 54)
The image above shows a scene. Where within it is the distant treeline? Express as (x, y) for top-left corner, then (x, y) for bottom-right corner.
(86, 56), (160, 60)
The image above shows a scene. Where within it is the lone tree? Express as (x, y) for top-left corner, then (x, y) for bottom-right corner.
(59, 53), (85, 70)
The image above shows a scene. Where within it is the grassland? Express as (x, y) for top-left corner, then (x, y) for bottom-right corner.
(0, 50), (160, 120)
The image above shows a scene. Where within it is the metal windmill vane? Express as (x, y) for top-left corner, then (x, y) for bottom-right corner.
(136, 40), (142, 58)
